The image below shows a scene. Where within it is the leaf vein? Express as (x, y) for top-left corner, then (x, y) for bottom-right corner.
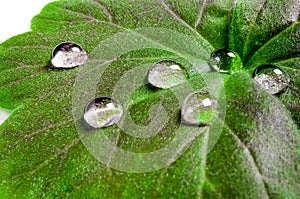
(1, 69), (44, 88)
(242, 0), (268, 58)
(7, 120), (72, 152)
(6, 46), (52, 50)
(224, 124), (270, 198)
(0, 63), (41, 73)
(157, 0), (204, 40)
(89, 0), (113, 22)
(246, 22), (299, 68)
(11, 137), (81, 181)
(36, 79), (75, 102)
(194, 0), (208, 28)
(56, 5), (100, 23)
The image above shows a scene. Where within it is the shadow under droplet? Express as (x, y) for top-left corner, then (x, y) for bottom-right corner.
(76, 118), (96, 133)
(179, 111), (211, 127)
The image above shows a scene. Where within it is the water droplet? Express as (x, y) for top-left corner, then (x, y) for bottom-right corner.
(253, 65), (290, 95)
(210, 49), (243, 73)
(51, 42), (88, 69)
(147, 60), (188, 89)
(84, 97), (123, 129)
(181, 91), (218, 126)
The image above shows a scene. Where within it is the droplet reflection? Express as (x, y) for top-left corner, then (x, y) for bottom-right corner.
(253, 65), (290, 95)
(210, 49), (243, 74)
(181, 91), (218, 126)
(84, 97), (123, 129)
(51, 42), (88, 69)
(147, 60), (188, 89)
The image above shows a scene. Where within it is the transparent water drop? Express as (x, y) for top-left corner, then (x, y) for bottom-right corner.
(253, 65), (290, 95)
(84, 97), (123, 129)
(51, 42), (88, 69)
(181, 91), (218, 126)
(210, 49), (243, 73)
(147, 60), (188, 89)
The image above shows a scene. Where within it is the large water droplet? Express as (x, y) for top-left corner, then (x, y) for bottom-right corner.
(253, 65), (290, 95)
(210, 49), (243, 73)
(84, 97), (123, 129)
(147, 60), (188, 89)
(51, 42), (88, 69)
(181, 91), (218, 126)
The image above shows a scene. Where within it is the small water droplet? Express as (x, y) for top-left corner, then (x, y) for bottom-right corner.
(253, 65), (290, 95)
(210, 49), (243, 73)
(147, 60), (188, 89)
(51, 42), (88, 69)
(84, 97), (123, 129)
(181, 91), (218, 126)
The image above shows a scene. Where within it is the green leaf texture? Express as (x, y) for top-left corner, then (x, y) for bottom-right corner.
(0, 0), (299, 198)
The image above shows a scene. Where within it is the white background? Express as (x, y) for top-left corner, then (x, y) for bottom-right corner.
(0, 0), (55, 43)
(0, 0), (54, 124)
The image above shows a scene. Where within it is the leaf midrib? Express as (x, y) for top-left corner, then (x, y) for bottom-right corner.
(224, 124), (270, 198)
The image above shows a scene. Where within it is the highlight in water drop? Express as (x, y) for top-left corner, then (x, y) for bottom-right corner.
(51, 42), (88, 69)
(210, 49), (243, 74)
(84, 97), (123, 129)
(181, 91), (218, 126)
(147, 60), (188, 89)
(253, 65), (290, 95)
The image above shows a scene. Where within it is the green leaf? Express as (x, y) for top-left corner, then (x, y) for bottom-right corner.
(0, 0), (299, 198)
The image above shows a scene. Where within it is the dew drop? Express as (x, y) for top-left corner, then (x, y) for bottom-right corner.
(84, 97), (123, 129)
(253, 65), (290, 95)
(210, 49), (243, 73)
(181, 91), (218, 126)
(51, 42), (88, 69)
(147, 60), (188, 89)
